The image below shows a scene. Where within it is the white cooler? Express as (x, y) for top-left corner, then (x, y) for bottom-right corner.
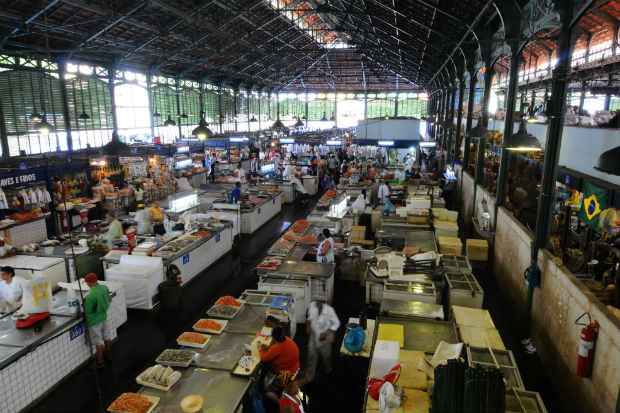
(104, 255), (164, 310)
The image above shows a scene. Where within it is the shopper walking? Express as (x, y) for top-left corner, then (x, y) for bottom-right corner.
(83, 273), (111, 368)
(304, 300), (340, 383)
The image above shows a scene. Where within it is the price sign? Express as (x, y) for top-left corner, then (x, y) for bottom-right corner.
(70, 322), (85, 341)
(215, 234), (220, 243)
(182, 254), (190, 265)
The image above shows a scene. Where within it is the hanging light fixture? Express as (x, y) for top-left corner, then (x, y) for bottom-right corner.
(192, 112), (213, 140)
(250, 115), (258, 122)
(271, 118), (286, 131)
(294, 117), (304, 128)
(504, 118), (542, 152)
(78, 78), (90, 120)
(320, 112), (328, 121)
(594, 146), (620, 175)
(37, 115), (54, 135)
(29, 72), (42, 123)
(164, 114), (177, 127)
(330, 112), (336, 121)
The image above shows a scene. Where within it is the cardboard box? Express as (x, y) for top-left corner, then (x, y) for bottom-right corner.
(438, 236), (462, 255)
(466, 239), (489, 261)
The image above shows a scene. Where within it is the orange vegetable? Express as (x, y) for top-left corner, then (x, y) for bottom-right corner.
(194, 319), (223, 331)
(216, 295), (241, 307)
(178, 332), (208, 344)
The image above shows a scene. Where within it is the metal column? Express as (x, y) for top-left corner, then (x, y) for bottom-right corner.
(175, 78), (183, 139)
(526, 1), (574, 313)
(108, 64), (119, 134)
(455, 77), (466, 162)
(447, 84), (457, 164)
(463, 71), (477, 168)
(218, 84), (223, 134)
(496, 42), (521, 208)
(56, 57), (74, 152)
(147, 71), (156, 138)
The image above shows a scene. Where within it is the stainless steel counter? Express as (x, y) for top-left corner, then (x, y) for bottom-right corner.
(380, 298), (445, 320)
(0, 314), (80, 369)
(140, 367), (250, 413)
(378, 315), (457, 354)
(193, 332), (254, 371)
(376, 228), (437, 252)
(261, 259), (334, 279)
(224, 304), (268, 335)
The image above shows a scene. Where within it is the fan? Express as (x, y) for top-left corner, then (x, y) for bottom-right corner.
(378, 382), (401, 413)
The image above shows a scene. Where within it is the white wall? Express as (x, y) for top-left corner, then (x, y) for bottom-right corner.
(355, 119), (422, 141)
(487, 120), (620, 185)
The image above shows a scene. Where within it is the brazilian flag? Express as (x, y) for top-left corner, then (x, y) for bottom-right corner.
(579, 182), (607, 228)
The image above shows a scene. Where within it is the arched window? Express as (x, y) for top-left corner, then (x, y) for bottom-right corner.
(114, 83), (151, 143)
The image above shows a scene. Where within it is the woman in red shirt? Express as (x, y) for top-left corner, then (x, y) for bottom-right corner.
(259, 326), (300, 377)
(259, 326), (300, 408)
(279, 377), (305, 413)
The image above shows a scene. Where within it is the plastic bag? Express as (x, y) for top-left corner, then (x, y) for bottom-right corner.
(20, 275), (52, 314)
(368, 364), (402, 400)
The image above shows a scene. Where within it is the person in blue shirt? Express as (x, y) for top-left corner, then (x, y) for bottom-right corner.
(230, 182), (242, 204)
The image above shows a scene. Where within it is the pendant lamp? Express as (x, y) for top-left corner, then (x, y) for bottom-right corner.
(294, 117), (304, 128)
(164, 115), (177, 127)
(504, 118), (542, 152)
(594, 146), (620, 175)
(192, 113), (213, 140)
(78, 79), (90, 120)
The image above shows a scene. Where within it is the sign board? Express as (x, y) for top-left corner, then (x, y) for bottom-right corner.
(182, 254), (190, 265)
(70, 322), (85, 341)
(0, 172), (41, 188)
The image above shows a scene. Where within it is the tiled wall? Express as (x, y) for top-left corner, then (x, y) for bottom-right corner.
(0, 321), (91, 413)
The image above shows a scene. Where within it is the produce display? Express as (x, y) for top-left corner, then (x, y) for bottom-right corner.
(155, 349), (196, 367)
(192, 318), (227, 334)
(207, 304), (242, 319)
(291, 219), (309, 233)
(177, 332), (211, 348)
(192, 229), (211, 239)
(137, 365), (181, 390)
(268, 238), (296, 256)
(215, 296), (242, 307)
(256, 257), (282, 271)
(108, 392), (156, 413)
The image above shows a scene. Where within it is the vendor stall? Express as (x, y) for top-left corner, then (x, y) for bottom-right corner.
(257, 259), (335, 303)
(239, 190), (283, 234)
(103, 222), (234, 308)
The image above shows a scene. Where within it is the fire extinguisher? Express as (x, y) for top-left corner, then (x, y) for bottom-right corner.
(576, 312), (599, 378)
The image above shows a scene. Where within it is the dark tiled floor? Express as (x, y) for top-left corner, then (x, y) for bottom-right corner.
(30, 196), (561, 413)
(30, 200), (315, 413)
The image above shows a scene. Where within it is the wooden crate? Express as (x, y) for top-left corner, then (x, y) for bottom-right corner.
(466, 238), (489, 262)
(438, 236), (462, 255)
(434, 220), (459, 238)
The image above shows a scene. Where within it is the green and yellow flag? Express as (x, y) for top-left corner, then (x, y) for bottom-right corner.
(579, 182), (607, 228)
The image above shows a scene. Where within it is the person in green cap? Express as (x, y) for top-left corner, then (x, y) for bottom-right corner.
(84, 272), (111, 368)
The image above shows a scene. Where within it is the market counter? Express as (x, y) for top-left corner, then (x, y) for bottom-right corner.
(257, 259), (335, 303)
(258, 181), (295, 203)
(240, 192), (282, 234)
(139, 367), (249, 413)
(0, 314), (90, 413)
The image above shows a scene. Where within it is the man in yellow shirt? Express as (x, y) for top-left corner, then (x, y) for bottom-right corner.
(149, 201), (166, 235)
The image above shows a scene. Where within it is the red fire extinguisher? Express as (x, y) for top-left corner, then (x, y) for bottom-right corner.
(576, 312), (599, 378)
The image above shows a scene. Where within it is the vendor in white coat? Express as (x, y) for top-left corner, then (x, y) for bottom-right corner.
(134, 204), (152, 235)
(316, 229), (335, 264)
(351, 189), (369, 214)
(0, 266), (25, 311)
(377, 180), (391, 204)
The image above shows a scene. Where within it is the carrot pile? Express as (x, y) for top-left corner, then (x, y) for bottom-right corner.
(108, 393), (152, 413)
(177, 332), (209, 344)
(216, 295), (242, 307)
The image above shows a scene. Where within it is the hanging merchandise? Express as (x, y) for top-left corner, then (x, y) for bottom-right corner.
(579, 182), (607, 228)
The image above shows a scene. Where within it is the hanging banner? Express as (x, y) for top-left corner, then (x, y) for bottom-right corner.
(579, 182), (607, 228)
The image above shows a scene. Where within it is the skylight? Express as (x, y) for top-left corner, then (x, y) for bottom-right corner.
(267, 0), (352, 49)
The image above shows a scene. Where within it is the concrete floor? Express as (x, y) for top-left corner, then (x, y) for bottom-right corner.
(28, 197), (561, 413)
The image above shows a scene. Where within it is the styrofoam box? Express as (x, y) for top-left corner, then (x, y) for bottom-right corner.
(370, 340), (400, 379)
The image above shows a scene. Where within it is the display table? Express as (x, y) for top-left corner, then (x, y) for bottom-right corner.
(53, 280), (128, 341)
(340, 318), (376, 358)
(302, 175), (318, 195)
(140, 367), (250, 413)
(240, 192), (282, 234)
(103, 223), (234, 307)
(0, 255), (67, 288)
(258, 181), (295, 203)
(257, 259), (335, 303)
(0, 314), (90, 413)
